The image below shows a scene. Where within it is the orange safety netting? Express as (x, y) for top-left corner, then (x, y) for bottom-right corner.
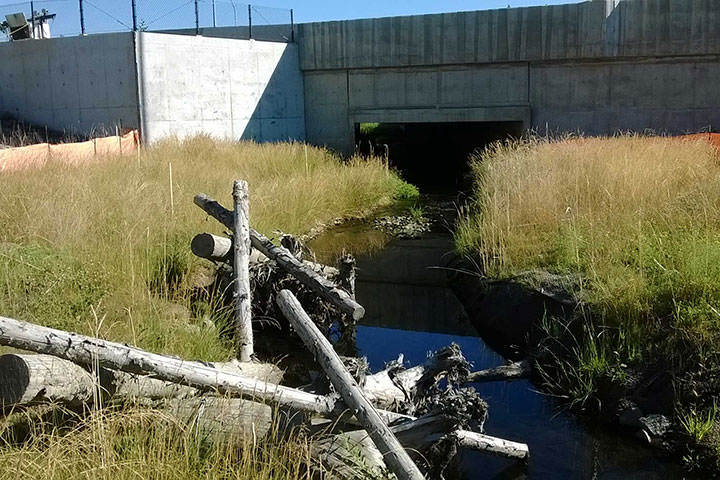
(677, 132), (720, 152)
(0, 130), (140, 173)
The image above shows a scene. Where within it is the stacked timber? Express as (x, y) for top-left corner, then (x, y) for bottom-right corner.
(0, 181), (531, 479)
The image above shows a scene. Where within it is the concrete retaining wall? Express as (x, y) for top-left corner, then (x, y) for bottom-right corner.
(0, 32), (139, 135)
(136, 32), (305, 143)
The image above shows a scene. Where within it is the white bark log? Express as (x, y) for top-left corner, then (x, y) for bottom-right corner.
(193, 193), (365, 321)
(276, 289), (425, 480)
(167, 396), (272, 443)
(232, 180), (253, 362)
(452, 430), (529, 461)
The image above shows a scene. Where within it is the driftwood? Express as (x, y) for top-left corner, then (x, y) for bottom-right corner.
(232, 180), (253, 361)
(466, 360), (532, 384)
(450, 430), (529, 461)
(193, 193), (365, 321)
(276, 289), (425, 480)
(0, 315), (410, 424)
(0, 353), (283, 409)
(363, 346), (469, 412)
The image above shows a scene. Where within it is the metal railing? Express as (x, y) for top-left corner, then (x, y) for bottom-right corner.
(0, 0), (294, 42)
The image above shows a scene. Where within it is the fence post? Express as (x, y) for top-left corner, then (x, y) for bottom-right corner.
(131, 0), (137, 31)
(290, 8), (294, 42)
(212, 0), (216, 27)
(194, 0), (199, 35)
(232, 180), (253, 362)
(78, 0), (85, 35)
(248, 4), (252, 39)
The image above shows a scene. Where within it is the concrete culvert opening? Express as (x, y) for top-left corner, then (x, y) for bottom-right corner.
(355, 121), (524, 193)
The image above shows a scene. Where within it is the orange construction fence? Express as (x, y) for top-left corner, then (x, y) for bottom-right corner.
(0, 130), (140, 174)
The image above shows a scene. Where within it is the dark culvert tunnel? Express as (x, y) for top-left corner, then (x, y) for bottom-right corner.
(355, 121), (524, 193)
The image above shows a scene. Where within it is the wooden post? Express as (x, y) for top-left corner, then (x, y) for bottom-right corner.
(193, 193), (365, 320)
(232, 180), (253, 361)
(276, 290), (425, 480)
(190, 233), (232, 261)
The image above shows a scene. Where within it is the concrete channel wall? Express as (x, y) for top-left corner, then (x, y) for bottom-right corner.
(298, 0), (720, 153)
(136, 33), (305, 143)
(0, 32), (139, 135)
(0, 32), (304, 144)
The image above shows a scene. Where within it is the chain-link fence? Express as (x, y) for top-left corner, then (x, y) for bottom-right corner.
(0, 0), (294, 42)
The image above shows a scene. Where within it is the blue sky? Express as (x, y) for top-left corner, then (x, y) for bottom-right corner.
(1, 0), (580, 37)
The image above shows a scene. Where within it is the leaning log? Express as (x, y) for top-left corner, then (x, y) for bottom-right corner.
(193, 193), (365, 320)
(466, 360), (532, 384)
(276, 289), (425, 480)
(0, 315), (409, 424)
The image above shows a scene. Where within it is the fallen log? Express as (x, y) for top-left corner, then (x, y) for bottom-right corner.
(0, 353), (283, 408)
(277, 289), (425, 480)
(450, 430), (529, 461)
(0, 315), (409, 424)
(194, 193), (365, 321)
(466, 360), (532, 384)
(167, 396), (272, 443)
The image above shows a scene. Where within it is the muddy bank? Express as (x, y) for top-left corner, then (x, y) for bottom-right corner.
(448, 261), (715, 475)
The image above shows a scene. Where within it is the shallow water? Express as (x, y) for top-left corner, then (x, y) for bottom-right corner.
(309, 220), (694, 479)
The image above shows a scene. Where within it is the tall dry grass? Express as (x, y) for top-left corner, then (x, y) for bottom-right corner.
(0, 136), (409, 359)
(456, 135), (720, 409)
(0, 406), (313, 480)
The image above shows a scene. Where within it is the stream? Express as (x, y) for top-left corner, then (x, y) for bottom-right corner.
(307, 198), (694, 479)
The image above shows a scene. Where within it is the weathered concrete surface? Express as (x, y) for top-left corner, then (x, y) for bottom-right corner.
(298, 0), (720, 153)
(0, 32), (139, 135)
(136, 33), (304, 143)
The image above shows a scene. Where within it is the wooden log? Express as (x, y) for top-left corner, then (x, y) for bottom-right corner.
(0, 353), (284, 408)
(0, 315), (410, 425)
(0, 353), (95, 408)
(276, 289), (425, 480)
(466, 360), (532, 384)
(451, 430), (529, 461)
(191, 233), (232, 261)
(167, 396), (272, 443)
(193, 193), (365, 321)
(232, 180), (253, 362)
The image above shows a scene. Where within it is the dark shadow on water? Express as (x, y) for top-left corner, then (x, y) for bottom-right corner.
(344, 227), (693, 479)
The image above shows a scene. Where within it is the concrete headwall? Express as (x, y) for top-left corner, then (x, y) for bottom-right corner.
(0, 32), (139, 134)
(299, 0), (720, 153)
(136, 32), (305, 143)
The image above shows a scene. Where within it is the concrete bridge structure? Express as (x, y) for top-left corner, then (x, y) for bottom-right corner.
(297, 0), (720, 153)
(1, 0), (719, 154)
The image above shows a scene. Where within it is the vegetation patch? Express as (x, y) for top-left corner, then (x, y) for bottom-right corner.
(456, 135), (720, 469)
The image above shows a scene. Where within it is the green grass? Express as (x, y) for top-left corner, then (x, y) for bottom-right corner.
(456, 135), (720, 450)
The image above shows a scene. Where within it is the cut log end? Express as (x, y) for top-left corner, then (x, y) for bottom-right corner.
(0, 354), (31, 406)
(191, 233), (232, 261)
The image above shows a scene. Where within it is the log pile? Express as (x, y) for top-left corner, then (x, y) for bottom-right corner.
(0, 180), (530, 479)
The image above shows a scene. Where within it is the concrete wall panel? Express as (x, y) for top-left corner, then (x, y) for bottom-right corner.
(0, 33), (138, 135)
(137, 33), (305, 143)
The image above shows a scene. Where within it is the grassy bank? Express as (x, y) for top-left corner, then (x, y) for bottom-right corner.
(0, 137), (412, 478)
(456, 136), (720, 465)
